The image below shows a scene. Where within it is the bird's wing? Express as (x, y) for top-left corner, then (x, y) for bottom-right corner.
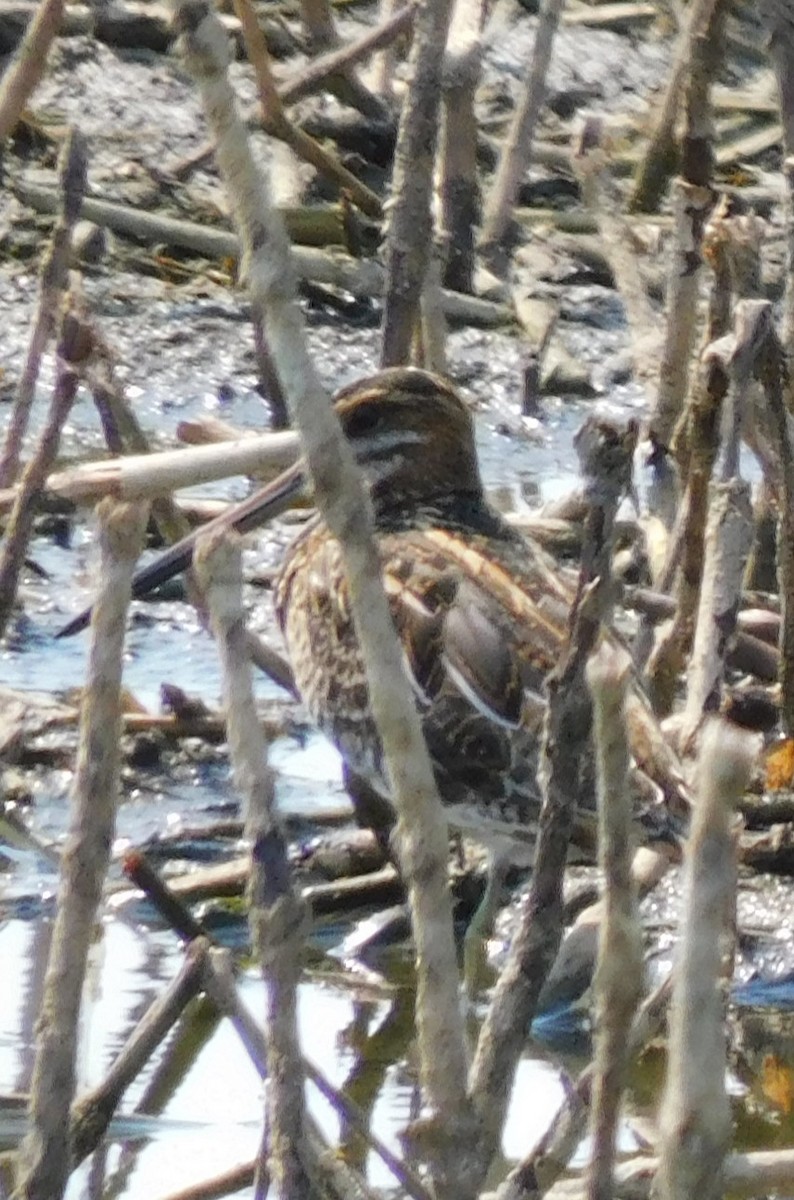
(382, 530), (564, 730)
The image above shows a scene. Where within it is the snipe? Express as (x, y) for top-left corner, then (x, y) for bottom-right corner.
(60, 367), (682, 859)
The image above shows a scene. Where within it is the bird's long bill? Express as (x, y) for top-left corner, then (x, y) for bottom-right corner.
(56, 457), (309, 638)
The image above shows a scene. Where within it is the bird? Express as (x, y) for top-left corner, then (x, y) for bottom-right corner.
(59, 367), (684, 862)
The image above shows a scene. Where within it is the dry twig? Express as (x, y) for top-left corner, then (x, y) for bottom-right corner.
(173, 5), (476, 1193)
(0, 0), (64, 139)
(0, 298), (92, 638)
(585, 644), (643, 1200)
(380, 0), (455, 364)
(630, 0), (725, 212)
(656, 721), (757, 1200)
(16, 499), (148, 1200)
(233, 0), (382, 218)
(479, 0), (566, 265)
(196, 529), (310, 1199)
(469, 419), (637, 1183)
(0, 130), (86, 489)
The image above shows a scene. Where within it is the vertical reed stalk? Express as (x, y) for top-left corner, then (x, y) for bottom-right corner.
(656, 721), (756, 1200)
(16, 499), (148, 1200)
(479, 0), (565, 265)
(196, 529), (310, 1200)
(173, 7), (475, 1193)
(585, 645), (643, 1200)
(380, 0), (455, 365)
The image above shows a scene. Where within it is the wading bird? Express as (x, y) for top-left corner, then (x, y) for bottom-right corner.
(60, 368), (683, 861)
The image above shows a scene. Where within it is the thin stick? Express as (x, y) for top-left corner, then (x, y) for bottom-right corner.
(0, 0), (64, 139)
(652, 179), (715, 445)
(572, 118), (662, 399)
(585, 644), (643, 1200)
(479, 0), (565, 264)
(679, 316), (756, 750)
(469, 419), (637, 1182)
(196, 529), (309, 1200)
(173, 7), (475, 1193)
(233, 0), (382, 218)
(495, 976), (673, 1200)
(296, 0), (388, 119)
(155, 1161), (255, 1200)
(197, 942), (432, 1200)
(629, 0), (724, 212)
(88, 367), (194, 548)
(70, 945), (206, 1166)
(0, 298), (92, 639)
(123, 850), (209, 943)
(784, 155), (794, 375)
(644, 353), (730, 715)
(0, 130), (86, 488)
(279, 4), (415, 106)
(16, 498), (148, 1200)
(656, 721), (756, 1200)
(380, 0), (455, 365)
(30, 429), (300, 506)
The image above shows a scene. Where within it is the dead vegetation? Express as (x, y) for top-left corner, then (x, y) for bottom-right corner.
(3, 0), (794, 1198)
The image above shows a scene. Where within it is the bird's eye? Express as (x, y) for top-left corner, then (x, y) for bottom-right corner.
(343, 404), (382, 440)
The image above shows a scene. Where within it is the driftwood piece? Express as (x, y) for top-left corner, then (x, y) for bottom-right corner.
(12, 178), (511, 326)
(562, 1), (656, 27)
(16, 430), (300, 508)
(13, 178), (347, 248)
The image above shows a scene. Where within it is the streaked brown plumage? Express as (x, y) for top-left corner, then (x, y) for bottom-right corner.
(274, 367), (673, 858)
(59, 365), (682, 857)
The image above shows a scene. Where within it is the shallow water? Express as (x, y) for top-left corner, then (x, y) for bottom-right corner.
(0, 325), (611, 1197)
(0, 292), (791, 1198)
